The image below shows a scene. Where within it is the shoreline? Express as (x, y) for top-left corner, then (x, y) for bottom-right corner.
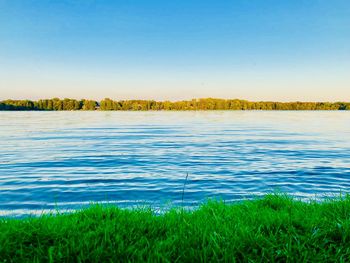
(1, 98), (349, 111)
(1, 194), (350, 261)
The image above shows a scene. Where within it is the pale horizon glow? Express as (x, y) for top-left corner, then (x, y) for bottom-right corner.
(1, 1), (349, 102)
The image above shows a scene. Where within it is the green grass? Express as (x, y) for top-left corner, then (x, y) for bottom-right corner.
(1, 194), (350, 262)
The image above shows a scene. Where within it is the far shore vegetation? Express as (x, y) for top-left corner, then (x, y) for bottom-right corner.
(1, 194), (350, 261)
(1, 98), (350, 111)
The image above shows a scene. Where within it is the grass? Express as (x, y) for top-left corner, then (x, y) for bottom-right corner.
(1, 194), (350, 262)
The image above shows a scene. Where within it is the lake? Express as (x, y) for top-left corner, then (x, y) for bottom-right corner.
(1, 111), (350, 216)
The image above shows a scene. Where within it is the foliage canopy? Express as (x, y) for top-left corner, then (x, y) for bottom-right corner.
(1, 98), (349, 111)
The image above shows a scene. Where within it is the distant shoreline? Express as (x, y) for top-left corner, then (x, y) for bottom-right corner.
(1, 98), (349, 111)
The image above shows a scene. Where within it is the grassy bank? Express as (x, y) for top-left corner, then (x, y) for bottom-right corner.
(1, 194), (350, 262)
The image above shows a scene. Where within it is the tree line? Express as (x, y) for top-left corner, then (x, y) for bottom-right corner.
(1, 98), (349, 111)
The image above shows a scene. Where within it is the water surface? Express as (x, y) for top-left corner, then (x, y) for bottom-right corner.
(1, 111), (350, 216)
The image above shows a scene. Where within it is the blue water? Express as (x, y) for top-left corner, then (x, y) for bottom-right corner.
(1, 111), (350, 216)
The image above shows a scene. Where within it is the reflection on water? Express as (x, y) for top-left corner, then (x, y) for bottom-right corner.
(0, 111), (350, 216)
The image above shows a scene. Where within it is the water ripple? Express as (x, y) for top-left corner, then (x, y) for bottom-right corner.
(0, 111), (350, 216)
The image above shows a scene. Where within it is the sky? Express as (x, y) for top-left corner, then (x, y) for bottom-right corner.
(0, 0), (349, 102)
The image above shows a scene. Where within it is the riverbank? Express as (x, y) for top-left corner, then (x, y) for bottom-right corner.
(1, 194), (350, 262)
(1, 98), (349, 111)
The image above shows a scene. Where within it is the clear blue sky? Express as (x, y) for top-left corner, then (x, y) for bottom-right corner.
(0, 0), (349, 101)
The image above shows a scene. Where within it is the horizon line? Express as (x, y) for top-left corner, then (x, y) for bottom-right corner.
(2, 97), (350, 104)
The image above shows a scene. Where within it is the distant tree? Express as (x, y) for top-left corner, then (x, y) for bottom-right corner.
(1, 98), (349, 111)
(82, 100), (97, 110)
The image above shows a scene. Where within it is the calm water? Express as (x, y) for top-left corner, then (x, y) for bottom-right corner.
(1, 111), (350, 216)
